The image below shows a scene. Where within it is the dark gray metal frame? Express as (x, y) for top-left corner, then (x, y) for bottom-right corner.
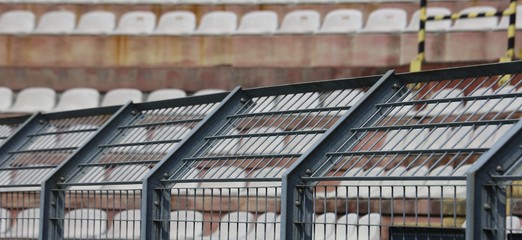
(39, 92), (230, 240)
(466, 120), (522, 240)
(282, 61), (522, 240)
(141, 75), (382, 240)
(0, 61), (515, 240)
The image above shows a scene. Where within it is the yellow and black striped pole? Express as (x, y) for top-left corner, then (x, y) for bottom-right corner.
(426, 10), (503, 21)
(499, 0), (517, 86)
(410, 0), (427, 73)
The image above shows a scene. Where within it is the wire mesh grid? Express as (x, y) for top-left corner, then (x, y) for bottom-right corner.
(50, 99), (223, 240)
(154, 83), (375, 240)
(0, 111), (113, 239)
(298, 70), (522, 240)
(0, 118), (25, 147)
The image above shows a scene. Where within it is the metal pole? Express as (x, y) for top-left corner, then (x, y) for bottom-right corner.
(410, 0), (427, 73)
(499, 0), (517, 86)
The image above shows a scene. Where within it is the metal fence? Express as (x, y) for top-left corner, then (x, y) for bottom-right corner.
(142, 77), (379, 240)
(40, 94), (227, 240)
(0, 61), (521, 240)
(283, 61), (522, 240)
(0, 108), (117, 239)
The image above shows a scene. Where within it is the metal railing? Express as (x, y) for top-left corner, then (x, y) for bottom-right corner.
(141, 76), (380, 239)
(0, 61), (520, 240)
(40, 94), (228, 240)
(0, 108), (118, 239)
(283, 61), (522, 240)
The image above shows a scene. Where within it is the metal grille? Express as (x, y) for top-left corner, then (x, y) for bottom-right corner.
(45, 96), (226, 239)
(0, 110), (114, 239)
(146, 78), (379, 240)
(0, 116), (27, 147)
(284, 62), (522, 240)
(467, 116), (522, 239)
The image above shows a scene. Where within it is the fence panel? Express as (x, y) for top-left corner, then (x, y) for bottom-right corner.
(0, 109), (117, 239)
(283, 61), (522, 240)
(142, 76), (381, 240)
(40, 95), (227, 239)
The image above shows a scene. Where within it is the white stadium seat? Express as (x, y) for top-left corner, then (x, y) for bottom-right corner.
(356, 167), (385, 198)
(170, 210), (204, 239)
(417, 89), (465, 117)
(193, 89), (227, 96)
(0, 87), (13, 112)
(147, 125), (191, 153)
(465, 87), (496, 114)
(401, 166), (430, 198)
(102, 165), (150, 190)
(334, 213), (359, 240)
(237, 11), (278, 35)
(246, 213), (280, 240)
(105, 209), (141, 239)
(109, 127), (148, 154)
(76, 11), (116, 34)
(54, 88), (100, 112)
(197, 166), (246, 196)
(68, 166), (105, 191)
(64, 208), (108, 239)
(7, 208), (40, 238)
(495, 85), (522, 112)
(318, 9), (363, 33)
(0, 208), (10, 234)
(147, 89), (187, 101)
(35, 11), (75, 34)
(0, 10), (35, 34)
(415, 165), (454, 198)
(196, 11), (237, 35)
(452, 6), (498, 31)
(348, 213), (381, 240)
(171, 168), (199, 195)
(101, 88), (143, 106)
(279, 10), (320, 34)
(362, 8), (407, 32)
(206, 211), (255, 239)
(314, 213), (337, 240)
(155, 11), (196, 35)
(407, 7), (452, 31)
(283, 128), (323, 154)
(239, 127), (285, 155)
(9, 87), (56, 113)
(372, 166), (407, 198)
(207, 129), (240, 156)
(240, 167), (287, 197)
(115, 11), (156, 35)
(325, 167), (364, 199)
(276, 92), (320, 111)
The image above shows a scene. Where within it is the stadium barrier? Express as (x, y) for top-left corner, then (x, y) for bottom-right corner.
(283, 61), (522, 240)
(0, 61), (520, 239)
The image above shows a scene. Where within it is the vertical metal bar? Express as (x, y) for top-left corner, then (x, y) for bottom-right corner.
(281, 70), (400, 240)
(467, 119), (522, 240)
(40, 103), (138, 240)
(499, 0), (517, 86)
(410, 0), (427, 72)
(141, 87), (251, 240)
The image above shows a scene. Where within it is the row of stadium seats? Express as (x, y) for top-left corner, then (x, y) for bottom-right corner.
(0, 6), (518, 35)
(0, 207), (383, 240)
(2, 83), (520, 115)
(0, 87), (224, 113)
